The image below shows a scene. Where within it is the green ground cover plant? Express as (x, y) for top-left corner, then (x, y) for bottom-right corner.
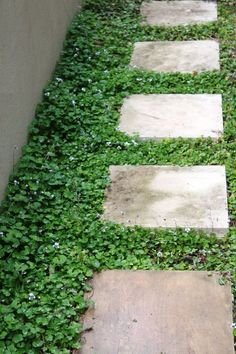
(0, 0), (235, 352)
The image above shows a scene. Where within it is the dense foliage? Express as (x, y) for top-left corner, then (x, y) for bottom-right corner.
(0, 0), (235, 352)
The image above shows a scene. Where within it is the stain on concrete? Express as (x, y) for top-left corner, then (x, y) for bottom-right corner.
(141, 1), (217, 26)
(102, 165), (229, 237)
(119, 94), (223, 139)
(130, 41), (220, 73)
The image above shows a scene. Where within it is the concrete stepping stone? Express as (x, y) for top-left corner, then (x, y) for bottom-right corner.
(120, 94), (223, 139)
(141, 0), (217, 26)
(130, 40), (220, 73)
(102, 165), (229, 237)
(80, 270), (234, 354)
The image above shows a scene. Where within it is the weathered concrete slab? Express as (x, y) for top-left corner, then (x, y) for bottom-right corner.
(120, 94), (223, 139)
(130, 41), (220, 73)
(80, 270), (234, 354)
(141, 1), (217, 26)
(103, 166), (229, 236)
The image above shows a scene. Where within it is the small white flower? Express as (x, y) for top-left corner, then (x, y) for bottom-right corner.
(28, 293), (36, 301)
(45, 92), (50, 97)
(132, 140), (138, 146)
(53, 242), (60, 249)
(56, 77), (63, 83)
(14, 180), (19, 186)
(231, 323), (236, 329)
(185, 227), (191, 232)
(69, 156), (75, 161)
(157, 251), (163, 257)
(124, 142), (130, 147)
(106, 142), (112, 146)
(0, 232), (4, 237)
(71, 100), (76, 106)
(81, 88), (86, 92)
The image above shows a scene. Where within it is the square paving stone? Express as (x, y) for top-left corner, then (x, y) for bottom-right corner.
(80, 270), (234, 354)
(130, 41), (220, 73)
(141, 1), (217, 26)
(120, 94), (223, 139)
(102, 166), (229, 236)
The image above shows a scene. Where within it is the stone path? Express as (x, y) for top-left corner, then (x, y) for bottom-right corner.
(130, 40), (220, 73)
(141, 0), (217, 26)
(80, 1), (234, 353)
(80, 271), (234, 354)
(120, 94), (223, 139)
(103, 165), (228, 237)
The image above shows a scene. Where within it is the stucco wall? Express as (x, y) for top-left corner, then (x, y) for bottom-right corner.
(0, 0), (81, 199)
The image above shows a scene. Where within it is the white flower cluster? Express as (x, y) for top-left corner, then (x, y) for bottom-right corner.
(53, 242), (60, 249)
(184, 227), (191, 232)
(28, 293), (36, 301)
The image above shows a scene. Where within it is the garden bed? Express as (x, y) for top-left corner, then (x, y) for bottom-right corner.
(0, 0), (235, 352)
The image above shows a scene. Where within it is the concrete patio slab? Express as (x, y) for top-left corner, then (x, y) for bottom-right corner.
(80, 270), (234, 354)
(102, 165), (229, 237)
(130, 41), (220, 73)
(141, 1), (217, 26)
(119, 94), (223, 139)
